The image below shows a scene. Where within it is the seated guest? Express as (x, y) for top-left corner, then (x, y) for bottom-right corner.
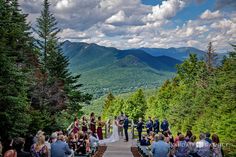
(68, 132), (77, 151)
(195, 133), (211, 157)
(153, 117), (160, 134)
(174, 132), (182, 144)
(146, 117), (153, 135)
(174, 134), (189, 157)
(88, 131), (99, 150)
(140, 135), (149, 146)
(148, 132), (155, 144)
(76, 132), (86, 155)
(137, 118), (143, 142)
(161, 119), (169, 132)
(51, 135), (71, 157)
(163, 131), (171, 144)
(205, 132), (212, 144)
(84, 134), (90, 153)
(188, 135), (197, 156)
(151, 134), (170, 157)
(211, 134), (223, 157)
(185, 130), (193, 142)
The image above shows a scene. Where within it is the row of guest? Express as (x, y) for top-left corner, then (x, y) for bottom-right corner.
(2, 129), (100, 157)
(137, 117), (169, 142)
(73, 113), (105, 140)
(139, 130), (224, 157)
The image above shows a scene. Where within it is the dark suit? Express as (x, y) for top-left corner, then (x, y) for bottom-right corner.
(51, 140), (71, 157)
(137, 122), (143, 142)
(123, 118), (129, 141)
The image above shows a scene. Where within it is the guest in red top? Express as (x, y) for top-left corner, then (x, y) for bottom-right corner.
(97, 116), (105, 140)
(81, 116), (88, 133)
(89, 113), (96, 133)
(73, 117), (80, 134)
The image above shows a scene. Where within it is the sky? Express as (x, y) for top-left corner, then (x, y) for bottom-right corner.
(19, 0), (236, 52)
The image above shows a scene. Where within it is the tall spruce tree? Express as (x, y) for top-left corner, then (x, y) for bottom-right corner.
(0, 0), (33, 139)
(34, 0), (91, 118)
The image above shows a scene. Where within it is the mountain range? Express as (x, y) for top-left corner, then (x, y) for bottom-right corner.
(61, 40), (206, 98)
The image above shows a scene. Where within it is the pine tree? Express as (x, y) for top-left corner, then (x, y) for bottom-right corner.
(33, 0), (91, 119)
(205, 42), (217, 73)
(102, 92), (115, 119)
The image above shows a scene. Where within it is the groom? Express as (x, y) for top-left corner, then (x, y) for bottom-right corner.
(123, 115), (129, 142)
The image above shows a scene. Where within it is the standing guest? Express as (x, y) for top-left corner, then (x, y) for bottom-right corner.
(163, 131), (171, 144)
(195, 133), (211, 157)
(118, 112), (125, 137)
(73, 117), (80, 134)
(188, 135), (196, 156)
(30, 134), (49, 157)
(174, 132), (182, 144)
(81, 116), (88, 133)
(136, 118), (143, 142)
(161, 119), (169, 132)
(174, 134), (189, 157)
(146, 117), (153, 135)
(205, 132), (212, 144)
(97, 116), (105, 140)
(153, 118), (160, 134)
(185, 130), (193, 142)
(90, 112), (96, 134)
(211, 134), (223, 157)
(51, 135), (71, 157)
(151, 134), (170, 157)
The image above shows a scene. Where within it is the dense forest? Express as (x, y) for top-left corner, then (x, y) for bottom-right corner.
(102, 44), (236, 156)
(0, 0), (91, 140)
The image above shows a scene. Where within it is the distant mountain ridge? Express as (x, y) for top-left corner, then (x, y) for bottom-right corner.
(139, 47), (206, 61)
(61, 41), (208, 98)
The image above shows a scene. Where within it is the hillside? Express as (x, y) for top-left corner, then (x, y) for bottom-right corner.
(61, 41), (207, 98)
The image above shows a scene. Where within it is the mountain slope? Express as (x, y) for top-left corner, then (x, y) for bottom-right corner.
(61, 41), (187, 98)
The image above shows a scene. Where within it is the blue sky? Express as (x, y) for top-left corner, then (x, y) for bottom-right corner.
(19, 0), (236, 52)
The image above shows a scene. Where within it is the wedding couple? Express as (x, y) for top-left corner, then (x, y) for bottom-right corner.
(99, 114), (129, 144)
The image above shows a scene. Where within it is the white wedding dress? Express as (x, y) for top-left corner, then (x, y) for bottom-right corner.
(99, 120), (120, 144)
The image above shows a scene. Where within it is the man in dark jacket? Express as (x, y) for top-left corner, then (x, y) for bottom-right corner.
(51, 135), (71, 157)
(137, 118), (143, 142)
(153, 118), (160, 134)
(161, 119), (169, 132)
(146, 117), (153, 135)
(123, 115), (129, 142)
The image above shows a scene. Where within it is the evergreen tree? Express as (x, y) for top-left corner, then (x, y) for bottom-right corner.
(205, 42), (217, 73)
(102, 92), (115, 119)
(0, 0), (33, 139)
(124, 89), (146, 120)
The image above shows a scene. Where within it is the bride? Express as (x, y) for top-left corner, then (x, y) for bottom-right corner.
(99, 116), (121, 144)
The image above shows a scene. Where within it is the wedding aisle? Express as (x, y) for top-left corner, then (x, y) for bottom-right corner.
(102, 133), (136, 157)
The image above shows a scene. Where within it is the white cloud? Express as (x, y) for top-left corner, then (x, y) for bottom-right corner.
(105, 10), (126, 24)
(18, 0), (235, 52)
(200, 10), (222, 20)
(144, 0), (186, 22)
